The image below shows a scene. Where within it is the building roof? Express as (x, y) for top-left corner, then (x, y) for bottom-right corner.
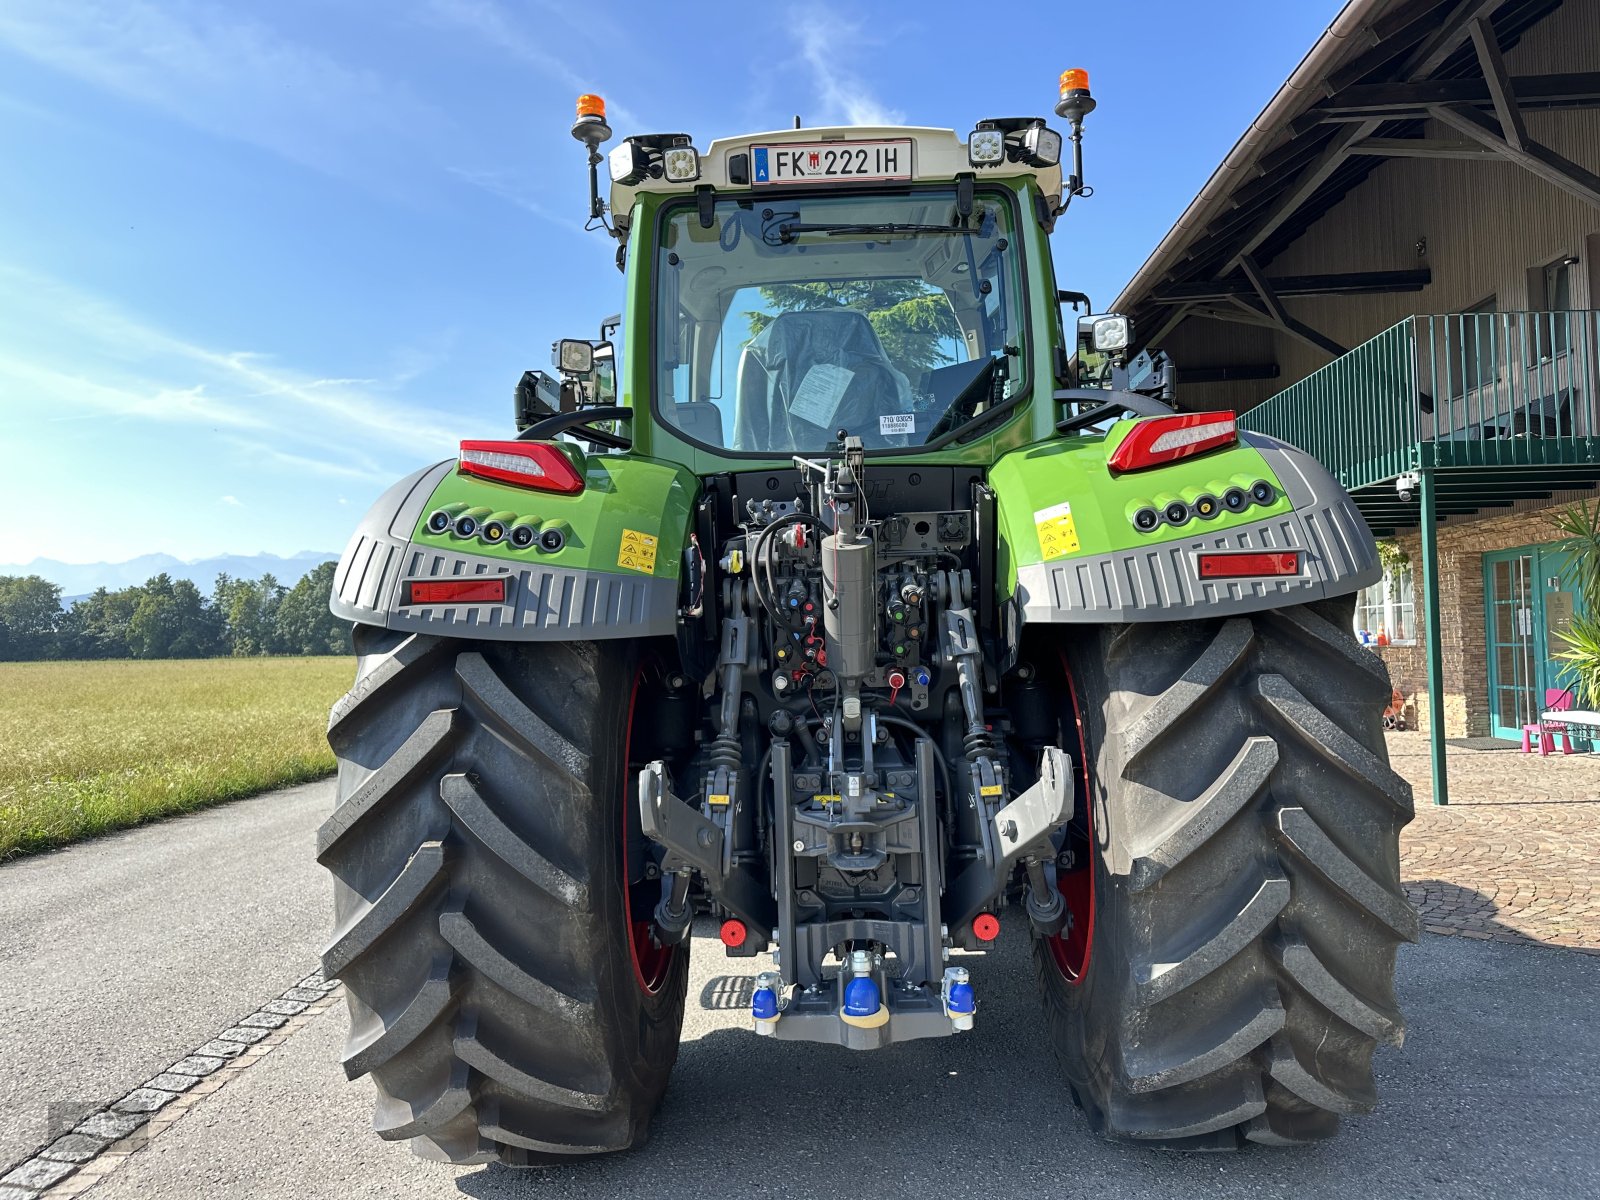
(1112, 0), (1565, 346)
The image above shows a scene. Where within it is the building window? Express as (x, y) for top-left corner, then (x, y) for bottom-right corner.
(1451, 295), (1498, 397)
(1531, 256), (1576, 362)
(1355, 564), (1417, 647)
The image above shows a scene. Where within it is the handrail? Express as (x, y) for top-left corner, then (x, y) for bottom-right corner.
(1239, 309), (1600, 491)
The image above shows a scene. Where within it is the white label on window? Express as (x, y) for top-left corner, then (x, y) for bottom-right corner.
(789, 363), (854, 428)
(879, 413), (915, 436)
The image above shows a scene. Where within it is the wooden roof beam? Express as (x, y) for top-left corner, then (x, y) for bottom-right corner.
(1430, 103), (1600, 210)
(1349, 136), (1499, 159)
(1153, 268), (1432, 304)
(1469, 15), (1527, 150)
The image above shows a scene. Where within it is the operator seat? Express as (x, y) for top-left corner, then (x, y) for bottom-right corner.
(732, 309), (911, 451)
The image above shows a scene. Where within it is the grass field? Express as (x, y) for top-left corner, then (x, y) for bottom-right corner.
(0, 656), (354, 859)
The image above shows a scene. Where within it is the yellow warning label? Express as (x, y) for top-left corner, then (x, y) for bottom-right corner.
(707, 793), (731, 807)
(1033, 501), (1081, 560)
(617, 528), (659, 574)
(813, 794), (841, 806)
(979, 784), (1004, 797)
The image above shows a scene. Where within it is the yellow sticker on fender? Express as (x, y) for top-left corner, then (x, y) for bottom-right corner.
(617, 528), (659, 574)
(1033, 502), (1081, 560)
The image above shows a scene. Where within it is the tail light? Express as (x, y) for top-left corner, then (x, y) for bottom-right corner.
(1197, 551), (1300, 579)
(1108, 411), (1238, 472)
(458, 440), (584, 494)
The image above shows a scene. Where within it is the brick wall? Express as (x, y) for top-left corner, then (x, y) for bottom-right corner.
(1369, 495), (1588, 738)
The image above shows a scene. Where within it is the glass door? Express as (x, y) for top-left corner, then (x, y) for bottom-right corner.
(1484, 544), (1580, 739)
(1486, 551), (1537, 740)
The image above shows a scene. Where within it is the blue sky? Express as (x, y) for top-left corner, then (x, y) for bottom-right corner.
(0, 0), (1339, 565)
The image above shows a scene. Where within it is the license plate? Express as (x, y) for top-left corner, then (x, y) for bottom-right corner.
(751, 140), (912, 185)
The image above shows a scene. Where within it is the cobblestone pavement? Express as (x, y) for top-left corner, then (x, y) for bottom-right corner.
(1389, 732), (1600, 954)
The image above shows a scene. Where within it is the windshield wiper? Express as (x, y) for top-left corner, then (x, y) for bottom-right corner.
(776, 221), (975, 243)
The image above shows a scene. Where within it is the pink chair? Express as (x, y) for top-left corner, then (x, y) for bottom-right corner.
(1524, 688), (1576, 756)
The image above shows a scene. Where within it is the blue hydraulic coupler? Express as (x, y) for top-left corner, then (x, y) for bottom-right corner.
(911, 666), (932, 687)
(752, 971), (781, 1036)
(843, 975), (880, 1018)
(942, 966), (975, 1031)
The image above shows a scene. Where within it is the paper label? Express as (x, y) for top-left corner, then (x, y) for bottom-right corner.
(789, 363), (854, 427)
(1034, 501), (1081, 560)
(879, 413), (915, 436)
(617, 528), (659, 573)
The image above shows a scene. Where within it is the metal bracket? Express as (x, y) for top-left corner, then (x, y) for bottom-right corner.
(991, 747), (1073, 885)
(638, 761), (724, 880)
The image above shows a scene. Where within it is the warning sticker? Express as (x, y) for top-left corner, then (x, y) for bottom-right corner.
(879, 412), (915, 436)
(1033, 501), (1081, 560)
(789, 363), (854, 427)
(617, 528), (659, 574)
(707, 793), (731, 808)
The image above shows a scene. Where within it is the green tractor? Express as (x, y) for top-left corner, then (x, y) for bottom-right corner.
(320, 73), (1413, 1162)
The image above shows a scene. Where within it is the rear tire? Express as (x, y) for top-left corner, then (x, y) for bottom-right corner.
(1034, 596), (1415, 1148)
(320, 627), (688, 1164)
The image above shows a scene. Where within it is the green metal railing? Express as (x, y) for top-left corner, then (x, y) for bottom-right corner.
(1240, 309), (1600, 491)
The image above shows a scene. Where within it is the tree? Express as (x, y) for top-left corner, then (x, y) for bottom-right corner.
(748, 280), (962, 379)
(61, 587), (139, 659)
(273, 561), (351, 655)
(121, 574), (220, 659)
(214, 573), (284, 656)
(0, 575), (63, 660)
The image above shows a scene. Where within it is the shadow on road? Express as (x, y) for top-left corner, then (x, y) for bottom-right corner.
(446, 926), (1600, 1200)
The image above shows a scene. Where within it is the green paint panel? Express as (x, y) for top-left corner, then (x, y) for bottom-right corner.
(989, 421), (1292, 593)
(412, 452), (699, 580)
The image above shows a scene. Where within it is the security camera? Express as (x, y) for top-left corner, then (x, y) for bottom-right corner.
(1396, 471), (1421, 503)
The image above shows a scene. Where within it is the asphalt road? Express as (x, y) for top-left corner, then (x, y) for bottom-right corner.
(6, 784), (1600, 1198)
(0, 780), (332, 1167)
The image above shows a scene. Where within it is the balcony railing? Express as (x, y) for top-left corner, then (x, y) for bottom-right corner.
(1239, 309), (1600, 492)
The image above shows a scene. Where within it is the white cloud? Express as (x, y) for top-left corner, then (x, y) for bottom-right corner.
(219, 495), (243, 507)
(0, 263), (473, 462)
(0, 1), (447, 182)
(796, 7), (905, 127)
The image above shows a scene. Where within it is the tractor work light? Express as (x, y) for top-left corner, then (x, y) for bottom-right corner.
(555, 339), (595, 374)
(661, 145), (701, 182)
(458, 440), (585, 494)
(1090, 314), (1131, 352)
(1196, 551), (1301, 580)
(608, 139), (651, 185)
(1108, 412), (1239, 473)
(1020, 124), (1062, 167)
(968, 128), (1005, 165)
(405, 578), (508, 605)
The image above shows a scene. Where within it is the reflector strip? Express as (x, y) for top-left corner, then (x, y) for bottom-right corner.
(406, 578), (508, 605)
(1197, 552), (1301, 579)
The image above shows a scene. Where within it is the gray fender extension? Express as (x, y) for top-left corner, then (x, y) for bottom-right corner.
(327, 461), (679, 641)
(1013, 435), (1381, 624)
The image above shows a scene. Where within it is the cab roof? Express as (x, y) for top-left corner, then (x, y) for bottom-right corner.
(609, 125), (1064, 235)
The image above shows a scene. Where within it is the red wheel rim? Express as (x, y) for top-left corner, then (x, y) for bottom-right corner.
(1047, 652), (1095, 984)
(622, 667), (675, 994)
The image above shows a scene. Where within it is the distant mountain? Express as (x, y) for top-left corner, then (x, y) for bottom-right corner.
(0, 551), (339, 597)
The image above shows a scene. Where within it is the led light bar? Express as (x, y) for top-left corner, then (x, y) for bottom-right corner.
(458, 440), (585, 494)
(1196, 552), (1301, 579)
(406, 578), (508, 605)
(1107, 412), (1239, 472)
